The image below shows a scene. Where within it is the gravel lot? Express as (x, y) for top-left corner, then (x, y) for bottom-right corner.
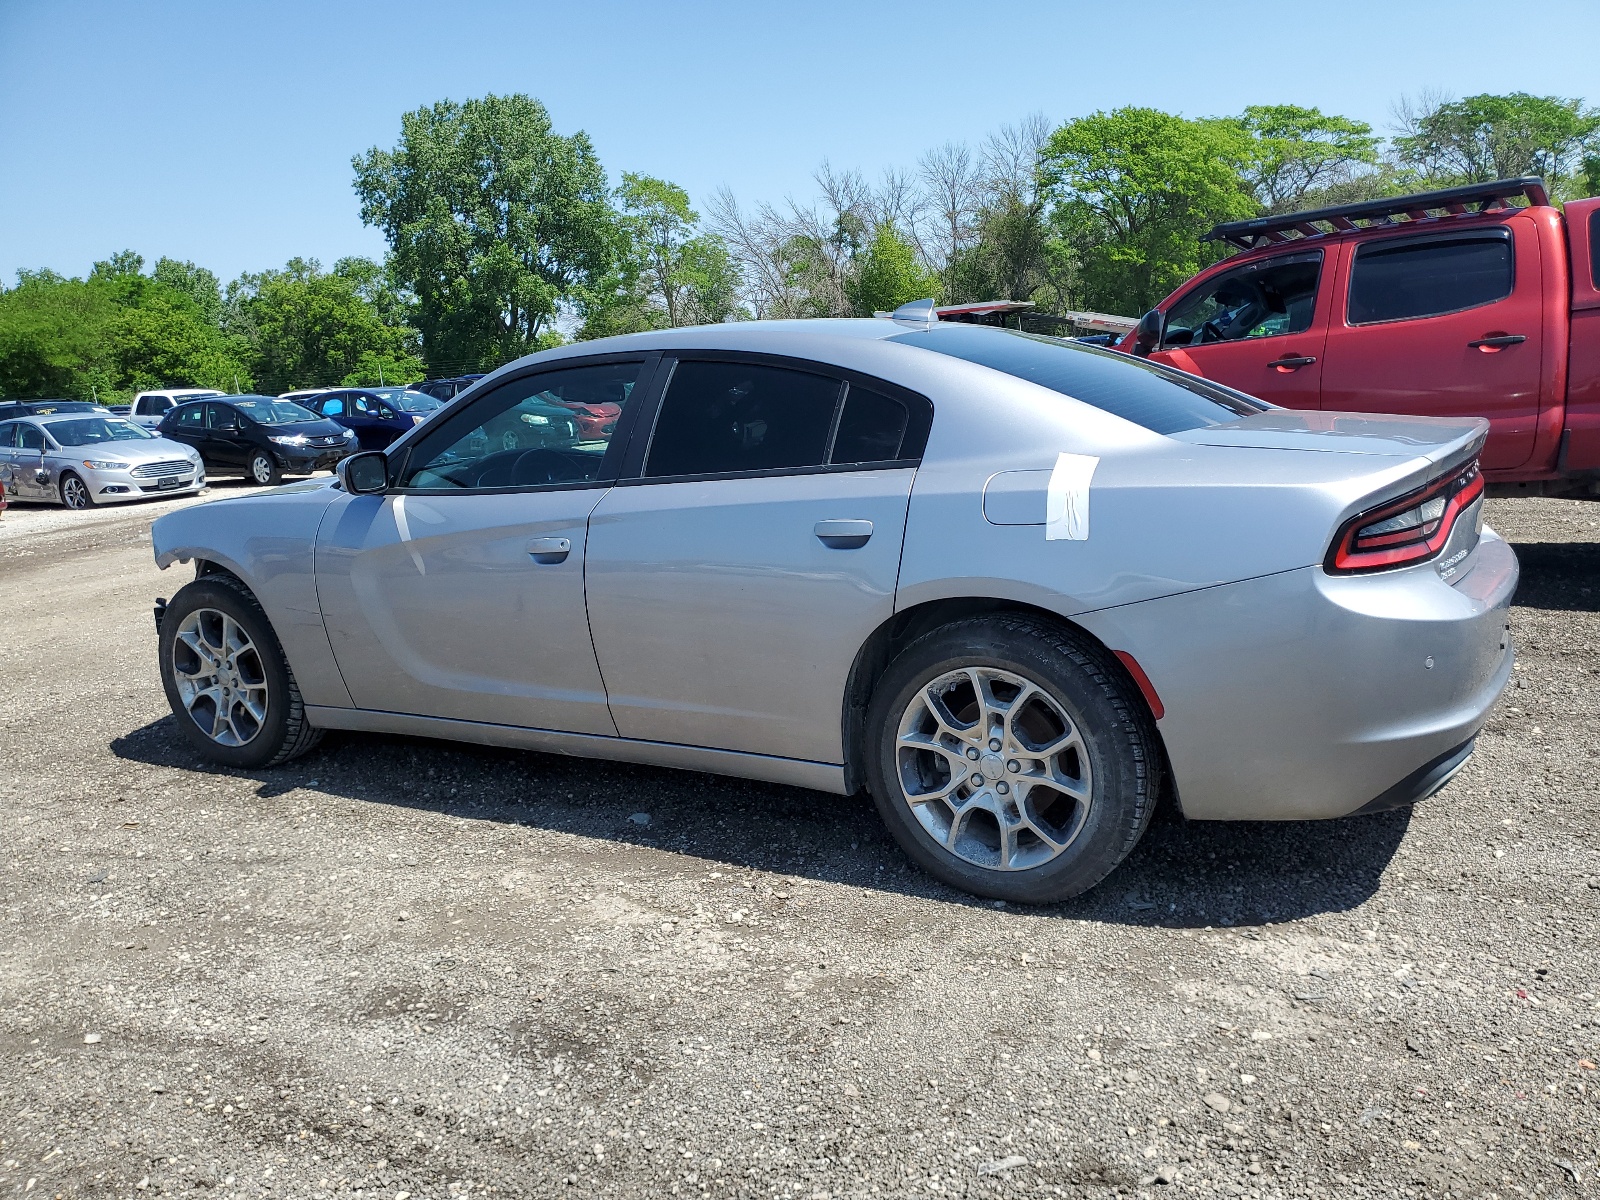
(1, 491), (1596, 1199)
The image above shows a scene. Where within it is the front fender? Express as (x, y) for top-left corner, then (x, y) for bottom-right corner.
(151, 484), (352, 708)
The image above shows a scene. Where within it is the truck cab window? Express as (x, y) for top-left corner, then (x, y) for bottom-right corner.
(1163, 252), (1322, 346)
(1347, 232), (1513, 324)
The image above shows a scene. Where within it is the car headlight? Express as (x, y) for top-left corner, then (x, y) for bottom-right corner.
(82, 459), (128, 470)
(270, 435), (308, 446)
(411, 414), (424, 425)
(520, 413), (549, 426)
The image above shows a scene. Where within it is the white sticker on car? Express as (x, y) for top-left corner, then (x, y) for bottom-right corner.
(1046, 452), (1098, 541)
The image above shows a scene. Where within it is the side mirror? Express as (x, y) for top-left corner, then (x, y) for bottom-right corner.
(1132, 309), (1165, 358)
(338, 450), (389, 495)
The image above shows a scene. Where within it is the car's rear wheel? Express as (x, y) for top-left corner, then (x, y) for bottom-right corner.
(248, 450), (281, 486)
(59, 472), (95, 509)
(865, 616), (1162, 904)
(158, 575), (322, 769)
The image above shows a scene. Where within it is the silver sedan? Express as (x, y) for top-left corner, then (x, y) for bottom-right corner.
(148, 316), (1515, 902)
(1, 413), (205, 508)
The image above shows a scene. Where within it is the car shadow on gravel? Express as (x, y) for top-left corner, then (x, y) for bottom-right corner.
(1506, 540), (1600, 612)
(113, 717), (1410, 930)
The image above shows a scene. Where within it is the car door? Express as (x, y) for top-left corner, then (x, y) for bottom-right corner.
(12, 422), (50, 499)
(1149, 249), (1329, 408)
(1319, 222), (1543, 470)
(205, 403), (251, 469)
(313, 357), (653, 734)
(584, 355), (928, 765)
(163, 403), (210, 460)
(347, 393), (391, 450)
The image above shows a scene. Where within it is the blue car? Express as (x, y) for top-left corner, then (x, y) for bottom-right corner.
(301, 388), (443, 450)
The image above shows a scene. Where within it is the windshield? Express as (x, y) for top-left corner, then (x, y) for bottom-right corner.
(232, 398), (318, 426)
(891, 325), (1269, 434)
(390, 390), (441, 413)
(47, 417), (156, 446)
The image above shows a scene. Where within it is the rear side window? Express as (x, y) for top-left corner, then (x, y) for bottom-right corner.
(1347, 233), (1513, 324)
(832, 385), (911, 464)
(646, 361), (842, 477)
(893, 325), (1266, 435)
(174, 404), (207, 429)
(17, 424), (46, 451)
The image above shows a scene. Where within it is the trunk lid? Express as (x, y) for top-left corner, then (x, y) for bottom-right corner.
(1170, 409), (1487, 474)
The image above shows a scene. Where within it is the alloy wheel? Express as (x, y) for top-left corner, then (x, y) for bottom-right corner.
(61, 475), (90, 509)
(895, 666), (1093, 871)
(170, 607), (269, 746)
(250, 454), (274, 484)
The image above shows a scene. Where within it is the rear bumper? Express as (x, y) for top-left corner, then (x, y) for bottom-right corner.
(1077, 531), (1517, 820)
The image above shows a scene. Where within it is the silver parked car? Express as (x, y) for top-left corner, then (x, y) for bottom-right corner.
(1, 413), (205, 508)
(148, 315), (1515, 902)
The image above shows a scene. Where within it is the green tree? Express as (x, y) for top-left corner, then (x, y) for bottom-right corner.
(151, 258), (223, 325)
(1041, 107), (1256, 315)
(1394, 92), (1600, 194)
(353, 93), (619, 370)
(1236, 104), (1380, 213)
(847, 221), (937, 315)
(0, 263), (250, 401)
(580, 174), (745, 337)
(228, 257), (422, 391)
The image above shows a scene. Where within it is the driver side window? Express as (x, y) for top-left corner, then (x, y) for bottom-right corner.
(399, 360), (643, 491)
(1164, 251), (1323, 346)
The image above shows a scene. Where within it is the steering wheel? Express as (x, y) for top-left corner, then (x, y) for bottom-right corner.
(1197, 318), (1227, 344)
(508, 448), (571, 487)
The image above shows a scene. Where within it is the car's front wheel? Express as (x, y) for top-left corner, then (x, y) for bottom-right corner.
(158, 575), (322, 768)
(59, 472), (95, 509)
(865, 616), (1163, 904)
(248, 450), (281, 486)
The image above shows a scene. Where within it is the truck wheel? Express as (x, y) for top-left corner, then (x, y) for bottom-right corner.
(864, 615), (1163, 904)
(158, 575), (323, 769)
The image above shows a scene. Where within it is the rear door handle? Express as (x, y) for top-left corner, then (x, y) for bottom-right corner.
(814, 519), (874, 549)
(1468, 334), (1526, 350)
(1267, 355), (1317, 370)
(527, 537), (571, 564)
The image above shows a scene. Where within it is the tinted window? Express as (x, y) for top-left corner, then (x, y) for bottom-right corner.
(893, 325), (1266, 435)
(1164, 251), (1321, 345)
(17, 424), (46, 451)
(646, 361), (842, 477)
(174, 404), (207, 429)
(1347, 233), (1514, 324)
(1591, 210), (1600, 290)
(401, 361), (638, 490)
(831, 385), (910, 464)
(207, 404), (242, 430)
(142, 396), (173, 414)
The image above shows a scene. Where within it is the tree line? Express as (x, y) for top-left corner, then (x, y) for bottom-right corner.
(3, 90), (1597, 402)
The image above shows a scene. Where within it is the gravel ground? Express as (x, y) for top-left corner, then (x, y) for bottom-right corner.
(1, 494), (1596, 1200)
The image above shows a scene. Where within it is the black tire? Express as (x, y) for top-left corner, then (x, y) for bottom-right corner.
(864, 615), (1163, 904)
(59, 471), (96, 509)
(157, 574), (323, 769)
(247, 450), (282, 486)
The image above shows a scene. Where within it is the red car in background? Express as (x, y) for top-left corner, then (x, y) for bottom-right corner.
(551, 397), (621, 441)
(1119, 178), (1600, 498)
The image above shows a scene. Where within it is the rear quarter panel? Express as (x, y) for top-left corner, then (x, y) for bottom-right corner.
(151, 483), (352, 707)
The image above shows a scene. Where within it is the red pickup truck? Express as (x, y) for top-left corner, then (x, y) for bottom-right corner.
(1119, 178), (1600, 497)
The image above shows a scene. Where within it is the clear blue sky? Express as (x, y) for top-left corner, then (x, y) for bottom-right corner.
(4, 0), (1599, 285)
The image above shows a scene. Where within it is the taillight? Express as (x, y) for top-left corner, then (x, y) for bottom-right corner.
(1326, 459), (1484, 574)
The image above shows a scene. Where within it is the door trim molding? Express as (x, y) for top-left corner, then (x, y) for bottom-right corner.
(304, 705), (849, 795)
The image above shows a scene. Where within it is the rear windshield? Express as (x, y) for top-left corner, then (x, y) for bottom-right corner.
(891, 325), (1268, 434)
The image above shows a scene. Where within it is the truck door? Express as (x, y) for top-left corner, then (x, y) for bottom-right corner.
(1150, 249), (1328, 408)
(1319, 222), (1542, 471)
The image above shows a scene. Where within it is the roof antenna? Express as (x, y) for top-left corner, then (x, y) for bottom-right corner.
(889, 298), (940, 329)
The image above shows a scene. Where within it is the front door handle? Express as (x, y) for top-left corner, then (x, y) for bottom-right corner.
(814, 519), (873, 549)
(1267, 355), (1317, 370)
(527, 537), (571, 564)
(1468, 334), (1527, 350)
